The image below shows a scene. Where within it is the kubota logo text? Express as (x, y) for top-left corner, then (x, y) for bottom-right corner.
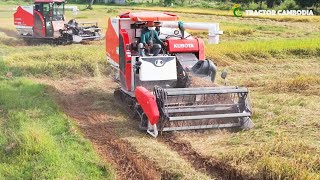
(174, 44), (194, 48)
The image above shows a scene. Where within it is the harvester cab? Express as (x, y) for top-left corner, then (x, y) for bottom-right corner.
(106, 12), (254, 137)
(14, 0), (102, 44)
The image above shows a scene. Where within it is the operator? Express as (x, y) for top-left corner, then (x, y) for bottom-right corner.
(138, 21), (166, 56)
(154, 21), (161, 35)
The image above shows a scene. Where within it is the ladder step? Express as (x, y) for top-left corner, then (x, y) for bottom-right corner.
(164, 86), (239, 91)
(166, 89), (248, 96)
(162, 123), (241, 131)
(166, 104), (237, 109)
(169, 112), (251, 121)
(167, 106), (236, 113)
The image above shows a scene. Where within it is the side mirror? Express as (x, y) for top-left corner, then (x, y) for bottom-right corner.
(221, 70), (228, 85)
(221, 70), (227, 79)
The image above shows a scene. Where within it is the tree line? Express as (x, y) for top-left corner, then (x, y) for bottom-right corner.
(66, 0), (319, 10)
(162, 0), (319, 9)
(243, 0), (318, 8)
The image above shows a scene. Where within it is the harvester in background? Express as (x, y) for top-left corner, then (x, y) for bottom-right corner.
(106, 12), (254, 137)
(14, 0), (102, 44)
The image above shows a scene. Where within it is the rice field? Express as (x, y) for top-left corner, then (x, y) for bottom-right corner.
(0, 3), (320, 179)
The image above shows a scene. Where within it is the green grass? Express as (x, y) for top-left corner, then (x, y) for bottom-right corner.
(0, 11), (115, 178)
(205, 38), (320, 66)
(178, 53), (320, 178)
(179, 85), (320, 178)
(4, 45), (108, 78)
(0, 77), (114, 179)
(117, 5), (320, 22)
(0, 33), (108, 78)
(0, 0), (29, 5)
(1, 4), (320, 179)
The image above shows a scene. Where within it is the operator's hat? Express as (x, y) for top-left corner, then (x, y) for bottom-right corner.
(146, 21), (162, 27)
(154, 21), (162, 26)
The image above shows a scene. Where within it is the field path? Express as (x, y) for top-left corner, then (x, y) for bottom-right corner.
(36, 78), (174, 180)
(35, 77), (256, 180)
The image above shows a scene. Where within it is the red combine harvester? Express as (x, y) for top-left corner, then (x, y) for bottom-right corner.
(106, 12), (254, 137)
(14, 0), (102, 44)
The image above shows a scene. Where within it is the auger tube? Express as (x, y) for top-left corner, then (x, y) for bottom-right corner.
(162, 21), (223, 44)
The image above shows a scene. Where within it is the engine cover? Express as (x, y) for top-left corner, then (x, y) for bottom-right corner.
(139, 56), (177, 81)
(166, 39), (199, 53)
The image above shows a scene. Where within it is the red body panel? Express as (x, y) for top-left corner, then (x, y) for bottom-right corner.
(197, 38), (205, 60)
(14, 6), (34, 27)
(106, 18), (119, 64)
(119, 12), (178, 22)
(166, 39), (199, 53)
(135, 86), (160, 125)
(119, 29), (132, 91)
(33, 10), (46, 37)
(119, 12), (131, 18)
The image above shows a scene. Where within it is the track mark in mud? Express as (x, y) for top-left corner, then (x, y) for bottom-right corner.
(72, 114), (159, 180)
(77, 120), (173, 180)
(41, 78), (175, 180)
(162, 135), (255, 180)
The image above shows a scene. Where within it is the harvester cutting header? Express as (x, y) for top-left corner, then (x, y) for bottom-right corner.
(106, 12), (254, 137)
(14, 0), (102, 44)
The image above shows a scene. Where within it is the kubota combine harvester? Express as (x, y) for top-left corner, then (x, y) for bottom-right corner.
(106, 12), (254, 137)
(14, 0), (101, 44)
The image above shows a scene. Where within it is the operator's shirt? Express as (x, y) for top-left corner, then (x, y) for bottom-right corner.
(140, 29), (163, 46)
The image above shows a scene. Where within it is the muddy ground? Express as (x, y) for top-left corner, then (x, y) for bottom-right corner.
(34, 77), (255, 180)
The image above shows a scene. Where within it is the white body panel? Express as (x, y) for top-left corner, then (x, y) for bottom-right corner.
(119, 18), (137, 44)
(18, 6), (33, 14)
(111, 18), (120, 37)
(16, 26), (33, 36)
(52, 21), (65, 38)
(72, 35), (83, 43)
(106, 18), (120, 70)
(158, 27), (192, 40)
(139, 56), (177, 81)
(162, 21), (223, 44)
